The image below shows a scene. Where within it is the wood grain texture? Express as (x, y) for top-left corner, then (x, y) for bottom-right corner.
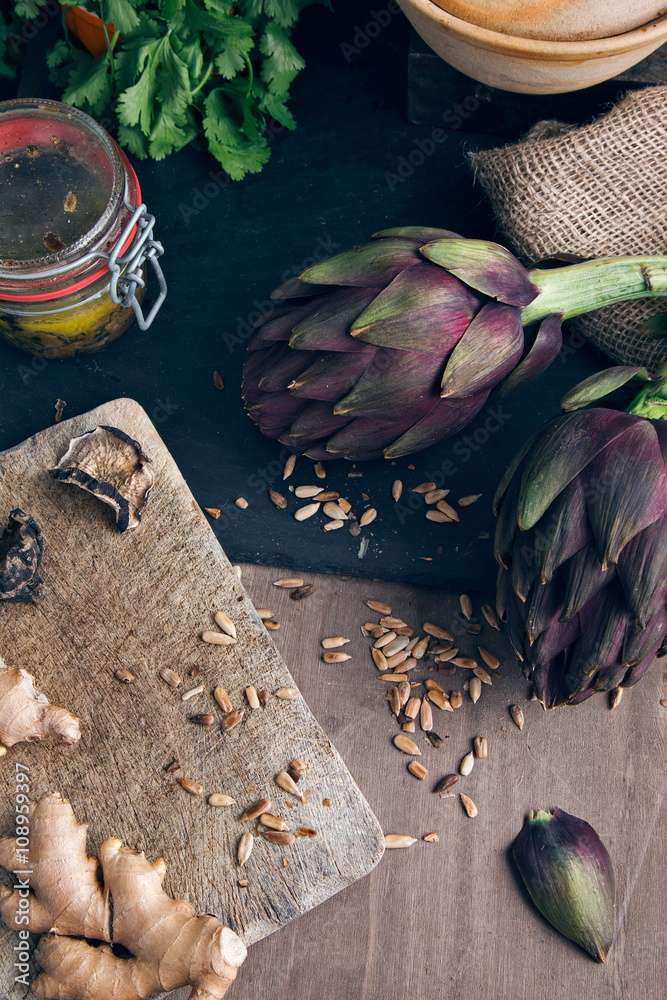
(167, 562), (666, 1000)
(0, 400), (384, 999)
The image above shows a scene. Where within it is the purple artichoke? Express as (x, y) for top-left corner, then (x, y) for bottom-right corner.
(242, 227), (667, 461)
(494, 365), (667, 708)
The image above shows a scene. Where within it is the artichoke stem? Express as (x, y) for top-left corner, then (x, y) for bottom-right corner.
(521, 256), (667, 326)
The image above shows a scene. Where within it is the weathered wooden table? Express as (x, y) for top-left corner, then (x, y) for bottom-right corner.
(167, 562), (666, 1000)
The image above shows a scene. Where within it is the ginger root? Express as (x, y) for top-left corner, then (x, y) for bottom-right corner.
(0, 793), (247, 1000)
(0, 659), (80, 747)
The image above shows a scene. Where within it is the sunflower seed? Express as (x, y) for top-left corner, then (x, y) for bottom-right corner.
(258, 689), (270, 707)
(235, 497), (248, 509)
(458, 494), (482, 507)
(384, 834), (417, 848)
(510, 704), (525, 730)
(246, 686), (260, 709)
(296, 826), (317, 838)
(338, 498), (352, 514)
(452, 657), (477, 669)
(381, 672), (408, 682)
(425, 732), (445, 749)
(322, 636), (350, 649)
(202, 631), (237, 647)
(190, 713), (215, 726)
(314, 461), (326, 479)
(436, 500), (459, 521)
(238, 832), (254, 865)
(467, 623), (482, 635)
(426, 510), (452, 523)
(290, 584), (316, 600)
(276, 770), (303, 799)
(423, 622), (452, 640)
(214, 611), (237, 638)
(405, 637), (419, 653)
(424, 489), (450, 504)
(391, 480), (403, 501)
(283, 455), (296, 480)
(209, 793), (236, 806)
(182, 685), (205, 701)
(386, 651), (410, 669)
(460, 793), (478, 818)
(428, 689), (452, 711)
(115, 668), (135, 684)
(409, 636), (427, 660)
(661, 699), (667, 708)
(374, 631), (397, 649)
(295, 485), (321, 498)
(473, 666), (493, 686)
(450, 691), (463, 709)
(402, 657), (418, 672)
(609, 687), (623, 710)
(397, 681), (411, 706)
(474, 736), (488, 758)
(275, 687), (300, 700)
(478, 647), (500, 669)
(314, 490), (340, 502)
(294, 502), (320, 521)
(408, 761), (428, 780)
(269, 489), (288, 509)
(322, 502), (348, 520)
(265, 620), (280, 630)
(222, 709), (244, 732)
(263, 830), (297, 845)
(213, 686), (233, 712)
(261, 812), (288, 831)
(405, 696), (421, 719)
(425, 679), (445, 694)
(383, 635), (410, 657)
(403, 720), (416, 733)
(460, 751), (474, 776)
(388, 686), (401, 716)
(256, 608), (275, 620)
(436, 648), (459, 663)
(204, 507), (221, 518)
(393, 734), (421, 755)
(482, 604), (501, 630)
(323, 651), (351, 663)
(359, 508), (377, 526)
(321, 518), (343, 532)
(364, 599), (390, 616)
(469, 677), (482, 704)
(423, 832), (439, 843)
(420, 699), (433, 731)
(372, 647), (388, 670)
(433, 774), (459, 796)
(459, 594), (473, 619)
(413, 481), (436, 493)
(178, 778), (203, 796)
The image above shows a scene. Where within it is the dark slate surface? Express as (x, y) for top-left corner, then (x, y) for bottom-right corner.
(0, 1), (603, 590)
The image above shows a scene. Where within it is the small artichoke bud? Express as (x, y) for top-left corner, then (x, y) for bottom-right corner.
(512, 807), (615, 963)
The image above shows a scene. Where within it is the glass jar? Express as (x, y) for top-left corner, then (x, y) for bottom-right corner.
(0, 98), (166, 357)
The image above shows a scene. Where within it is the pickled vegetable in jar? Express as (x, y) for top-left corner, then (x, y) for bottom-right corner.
(0, 99), (166, 357)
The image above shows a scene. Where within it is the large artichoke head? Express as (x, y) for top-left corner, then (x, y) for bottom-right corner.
(494, 366), (667, 708)
(242, 227), (560, 460)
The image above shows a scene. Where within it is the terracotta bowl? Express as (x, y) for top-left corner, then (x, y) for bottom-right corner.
(432, 0), (667, 41)
(397, 0), (667, 93)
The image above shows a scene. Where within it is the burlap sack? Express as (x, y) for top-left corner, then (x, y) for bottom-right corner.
(469, 86), (667, 370)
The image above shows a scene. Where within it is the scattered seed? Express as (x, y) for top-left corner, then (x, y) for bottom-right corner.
(283, 455), (296, 480)
(265, 620), (280, 630)
(261, 812), (288, 831)
(313, 490), (340, 502)
(428, 689), (452, 712)
(238, 878), (249, 887)
(460, 793), (478, 818)
(321, 501), (347, 521)
(221, 709), (244, 732)
(256, 608), (275, 620)
(433, 774), (459, 796)
(473, 666), (493, 686)
(482, 604), (501, 630)
(274, 577), (304, 587)
(114, 668), (135, 684)
(213, 687), (233, 713)
(405, 696), (421, 719)
(388, 687), (401, 716)
(424, 489), (449, 504)
(385, 651), (410, 669)
(431, 641), (453, 654)
(425, 679), (445, 694)
(423, 622), (452, 640)
(314, 461), (326, 479)
(426, 510), (452, 523)
(435, 649), (459, 665)
(295, 485), (321, 498)
(324, 518), (344, 531)
(510, 704), (525, 730)
(275, 687), (300, 700)
(359, 508), (377, 526)
(290, 584), (316, 600)
(202, 631), (237, 646)
(296, 826), (317, 838)
(238, 832), (254, 866)
(383, 635), (410, 657)
(323, 651), (352, 663)
(204, 507), (221, 519)
(467, 623), (482, 635)
(436, 500), (460, 521)
(339, 498), (352, 513)
(321, 637), (350, 650)
(160, 667), (182, 688)
(381, 672), (408, 682)
(420, 699), (433, 731)
(458, 494), (482, 507)
(178, 778), (203, 796)
(235, 497), (248, 509)
(423, 832), (439, 843)
(469, 677), (482, 704)
(372, 647), (388, 670)
(413, 481), (436, 493)
(366, 599), (392, 615)
(374, 630), (397, 649)
(478, 647), (500, 669)
(269, 489), (288, 509)
(258, 690), (270, 708)
(384, 834), (417, 848)
(182, 684), (205, 702)
(209, 793), (236, 806)
(408, 761), (428, 780)
(409, 636), (427, 660)
(213, 370), (224, 390)
(474, 736), (488, 758)
(452, 657), (477, 669)
(294, 502), (320, 521)
(425, 732), (445, 749)
(263, 830), (297, 845)
(190, 713), (215, 726)
(393, 734), (421, 755)
(459, 594), (473, 619)
(239, 798), (272, 821)
(276, 770), (303, 799)
(397, 681), (411, 707)
(214, 611), (237, 638)
(403, 720), (416, 733)
(660, 698), (667, 708)
(450, 691), (463, 709)
(245, 686), (260, 709)
(289, 758), (308, 776)
(391, 480), (403, 502)
(460, 751), (474, 776)
(609, 687), (623, 710)
(402, 657), (417, 672)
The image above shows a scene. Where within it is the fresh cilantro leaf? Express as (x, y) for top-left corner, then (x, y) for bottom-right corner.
(160, 0), (186, 19)
(149, 109), (195, 159)
(157, 35), (192, 121)
(260, 24), (304, 94)
(103, 0), (140, 35)
(62, 56), (112, 116)
(46, 38), (71, 71)
(13, 0), (44, 18)
(261, 89), (296, 130)
(116, 38), (162, 132)
(117, 123), (148, 159)
(214, 47), (247, 79)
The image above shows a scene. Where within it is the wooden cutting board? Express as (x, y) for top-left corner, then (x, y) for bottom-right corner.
(0, 399), (385, 999)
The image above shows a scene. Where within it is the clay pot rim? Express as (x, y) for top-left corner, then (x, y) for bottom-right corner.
(411, 0), (667, 59)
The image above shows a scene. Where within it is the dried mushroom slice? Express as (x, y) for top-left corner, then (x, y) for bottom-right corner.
(0, 508), (44, 602)
(50, 426), (153, 532)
